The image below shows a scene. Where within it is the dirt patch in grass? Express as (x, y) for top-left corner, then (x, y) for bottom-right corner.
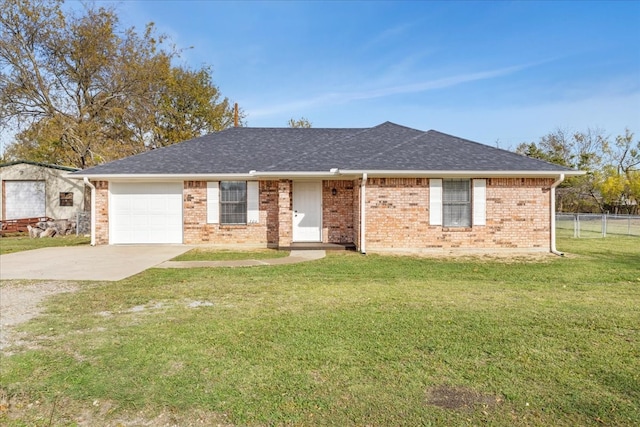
(0, 281), (79, 352)
(426, 385), (503, 411)
(0, 389), (234, 427)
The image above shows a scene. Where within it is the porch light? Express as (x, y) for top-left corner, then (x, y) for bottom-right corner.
(332, 188), (338, 196)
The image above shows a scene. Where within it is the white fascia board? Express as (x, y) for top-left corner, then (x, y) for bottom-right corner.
(248, 170), (345, 178)
(71, 173), (257, 182)
(338, 170), (585, 178)
(71, 169), (585, 181)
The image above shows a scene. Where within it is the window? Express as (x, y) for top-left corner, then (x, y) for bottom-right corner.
(59, 192), (73, 207)
(207, 181), (259, 225)
(220, 181), (247, 224)
(443, 179), (470, 227)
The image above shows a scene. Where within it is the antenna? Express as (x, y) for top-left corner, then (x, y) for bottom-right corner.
(234, 103), (239, 127)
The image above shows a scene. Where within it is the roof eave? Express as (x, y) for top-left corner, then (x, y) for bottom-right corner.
(71, 169), (584, 181)
(70, 173), (257, 181)
(248, 170), (342, 178)
(338, 169), (585, 178)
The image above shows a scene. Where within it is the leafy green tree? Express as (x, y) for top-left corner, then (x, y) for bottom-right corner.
(0, 0), (238, 168)
(516, 128), (638, 213)
(596, 129), (640, 214)
(288, 117), (312, 128)
(150, 66), (237, 149)
(516, 128), (608, 212)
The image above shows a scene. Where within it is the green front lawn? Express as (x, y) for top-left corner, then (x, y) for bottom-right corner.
(172, 248), (289, 261)
(0, 234), (90, 255)
(1, 236), (638, 426)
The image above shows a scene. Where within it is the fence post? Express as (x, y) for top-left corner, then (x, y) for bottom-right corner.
(629, 216), (632, 236)
(602, 214), (607, 238)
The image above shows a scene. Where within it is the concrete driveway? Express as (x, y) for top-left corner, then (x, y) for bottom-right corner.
(0, 245), (191, 281)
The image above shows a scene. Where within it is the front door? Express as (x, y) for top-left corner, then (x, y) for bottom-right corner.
(292, 181), (322, 242)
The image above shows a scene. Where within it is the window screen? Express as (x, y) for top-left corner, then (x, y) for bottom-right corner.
(443, 179), (471, 227)
(220, 181), (247, 224)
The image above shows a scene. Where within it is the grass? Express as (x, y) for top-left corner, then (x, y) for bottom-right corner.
(0, 234), (90, 255)
(1, 236), (639, 426)
(172, 248), (289, 261)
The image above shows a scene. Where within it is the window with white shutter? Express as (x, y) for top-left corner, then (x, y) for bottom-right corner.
(220, 181), (247, 224)
(443, 179), (471, 227)
(208, 181), (260, 225)
(431, 178), (486, 227)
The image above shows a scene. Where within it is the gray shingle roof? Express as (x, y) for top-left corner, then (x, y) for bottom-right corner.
(76, 122), (576, 175)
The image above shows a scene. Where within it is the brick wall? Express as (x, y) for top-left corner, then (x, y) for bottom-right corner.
(183, 180), (277, 246)
(92, 177), (554, 251)
(353, 179), (361, 250)
(182, 181), (207, 244)
(278, 180), (293, 246)
(365, 178), (430, 249)
(93, 180), (109, 245)
(322, 180), (355, 243)
(262, 181), (280, 246)
(365, 177), (553, 251)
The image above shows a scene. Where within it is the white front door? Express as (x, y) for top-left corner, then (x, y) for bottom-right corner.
(292, 181), (322, 242)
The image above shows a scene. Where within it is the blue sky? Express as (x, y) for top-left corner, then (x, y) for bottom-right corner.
(66, 1), (640, 149)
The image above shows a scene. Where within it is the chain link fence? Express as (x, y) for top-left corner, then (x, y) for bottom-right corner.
(556, 213), (640, 238)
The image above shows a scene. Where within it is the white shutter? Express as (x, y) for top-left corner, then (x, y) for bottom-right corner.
(247, 181), (259, 224)
(207, 181), (219, 224)
(473, 179), (486, 226)
(429, 179), (443, 226)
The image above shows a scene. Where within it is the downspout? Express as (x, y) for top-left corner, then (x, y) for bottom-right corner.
(360, 173), (367, 254)
(550, 173), (565, 256)
(83, 177), (96, 246)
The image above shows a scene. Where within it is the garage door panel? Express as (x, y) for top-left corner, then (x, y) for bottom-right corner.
(147, 215), (172, 227)
(110, 182), (183, 244)
(131, 198), (148, 211)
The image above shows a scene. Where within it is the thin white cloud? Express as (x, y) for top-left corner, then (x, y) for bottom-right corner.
(248, 62), (536, 118)
(360, 22), (415, 52)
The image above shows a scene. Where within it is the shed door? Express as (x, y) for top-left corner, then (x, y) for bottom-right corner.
(110, 182), (183, 244)
(4, 181), (46, 219)
(292, 181), (322, 242)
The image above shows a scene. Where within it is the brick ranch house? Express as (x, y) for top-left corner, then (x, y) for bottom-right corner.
(72, 122), (582, 254)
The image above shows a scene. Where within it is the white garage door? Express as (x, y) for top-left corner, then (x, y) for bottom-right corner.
(110, 182), (183, 244)
(4, 181), (46, 219)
